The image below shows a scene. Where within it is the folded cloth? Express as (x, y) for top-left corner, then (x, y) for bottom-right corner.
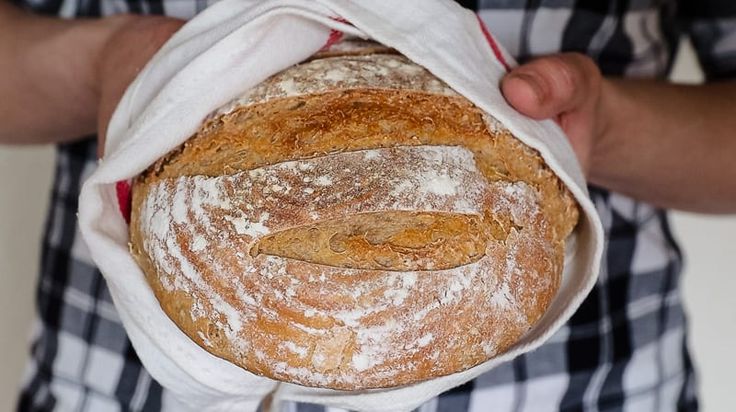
(78, 1), (604, 411)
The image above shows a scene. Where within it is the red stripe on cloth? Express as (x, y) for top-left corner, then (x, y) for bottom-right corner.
(476, 14), (511, 72)
(320, 16), (353, 52)
(331, 16), (350, 24)
(320, 28), (344, 51)
(116, 180), (132, 225)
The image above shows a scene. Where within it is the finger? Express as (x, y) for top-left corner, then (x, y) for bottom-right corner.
(501, 53), (601, 120)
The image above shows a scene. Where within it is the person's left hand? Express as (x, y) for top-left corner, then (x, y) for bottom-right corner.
(500, 53), (608, 176)
(95, 15), (185, 157)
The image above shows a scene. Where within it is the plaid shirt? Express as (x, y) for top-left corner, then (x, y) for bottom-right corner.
(15, 0), (736, 411)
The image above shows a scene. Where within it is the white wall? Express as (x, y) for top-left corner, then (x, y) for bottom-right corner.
(0, 41), (734, 411)
(0, 145), (54, 410)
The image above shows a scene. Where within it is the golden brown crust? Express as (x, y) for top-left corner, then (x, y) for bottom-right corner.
(146, 87), (577, 240)
(129, 52), (579, 390)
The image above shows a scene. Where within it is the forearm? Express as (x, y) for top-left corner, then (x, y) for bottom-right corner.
(0, 2), (130, 144)
(592, 79), (736, 213)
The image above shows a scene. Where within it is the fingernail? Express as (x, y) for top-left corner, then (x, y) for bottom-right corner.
(510, 72), (546, 104)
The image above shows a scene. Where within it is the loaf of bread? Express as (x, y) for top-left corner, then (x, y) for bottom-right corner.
(129, 43), (579, 390)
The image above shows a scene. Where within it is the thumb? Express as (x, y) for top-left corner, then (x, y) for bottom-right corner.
(500, 53), (602, 121)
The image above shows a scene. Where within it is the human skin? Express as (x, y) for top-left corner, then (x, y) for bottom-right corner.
(1, 2), (734, 213)
(0, 2), (183, 152)
(501, 54), (736, 213)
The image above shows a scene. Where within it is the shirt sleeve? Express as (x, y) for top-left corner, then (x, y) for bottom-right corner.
(680, 0), (736, 80)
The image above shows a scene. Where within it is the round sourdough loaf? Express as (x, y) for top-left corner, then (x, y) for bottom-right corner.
(129, 45), (579, 390)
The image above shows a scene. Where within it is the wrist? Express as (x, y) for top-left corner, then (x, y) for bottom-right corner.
(86, 15), (138, 104)
(587, 77), (622, 185)
(65, 15), (138, 123)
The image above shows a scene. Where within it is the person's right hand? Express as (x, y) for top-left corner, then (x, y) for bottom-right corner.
(500, 53), (607, 177)
(500, 51), (736, 213)
(95, 15), (185, 157)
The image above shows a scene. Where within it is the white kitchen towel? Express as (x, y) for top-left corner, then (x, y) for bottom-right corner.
(78, 1), (605, 411)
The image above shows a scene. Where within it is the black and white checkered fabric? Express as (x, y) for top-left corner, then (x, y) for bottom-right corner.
(15, 0), (736, 410)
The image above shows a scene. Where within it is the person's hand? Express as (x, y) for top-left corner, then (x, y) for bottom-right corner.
(96, 15), (185, 157)
(500, 53), (608, 176)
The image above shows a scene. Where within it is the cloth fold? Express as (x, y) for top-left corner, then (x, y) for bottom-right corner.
(78, 1), (604, 410)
